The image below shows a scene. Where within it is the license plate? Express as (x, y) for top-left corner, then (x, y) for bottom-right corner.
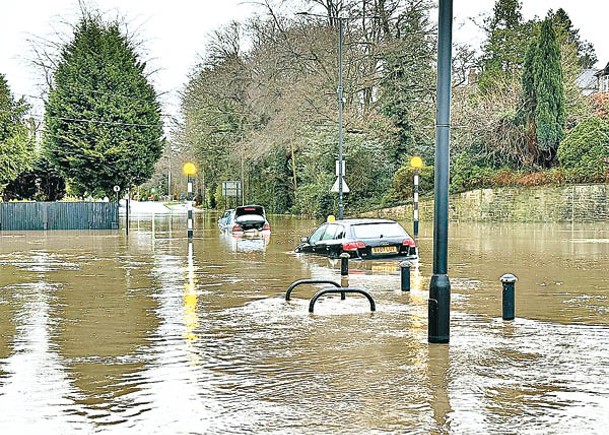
(372, 246), (397, 254)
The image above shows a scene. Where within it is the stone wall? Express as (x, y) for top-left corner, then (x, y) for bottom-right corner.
(366, 184), (609, 223)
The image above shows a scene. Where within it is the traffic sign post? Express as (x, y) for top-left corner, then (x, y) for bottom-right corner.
(331, 177), (349, 193)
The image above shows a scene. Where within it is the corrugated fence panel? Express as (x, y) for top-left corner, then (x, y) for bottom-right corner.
(0, 202), (119, 231)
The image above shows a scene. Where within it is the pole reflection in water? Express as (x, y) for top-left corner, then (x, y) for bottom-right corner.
(428, 344), (453, 433)
(183, 241), (199, 343)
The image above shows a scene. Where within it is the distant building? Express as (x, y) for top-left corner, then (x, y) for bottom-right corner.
(576, 68), (599, 95)
(595, 62), (609, 93)
(576, 62), (609, 95)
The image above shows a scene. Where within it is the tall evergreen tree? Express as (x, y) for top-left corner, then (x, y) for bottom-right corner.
(534, 17), (565, 163)
(0, 73), (34, 192)
(521, 37), (538, 161)
(520, 17), (565, 166)
(478, 0), (529, 92)
(43, 14), (164, 196)
(552, 8), (597, 69)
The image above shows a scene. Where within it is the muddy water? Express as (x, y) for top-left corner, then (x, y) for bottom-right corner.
(1, 214), (608, 433)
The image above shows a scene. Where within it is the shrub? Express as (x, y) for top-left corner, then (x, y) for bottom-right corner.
(557, 117), (609, 181)
(390, 163), (434, 199)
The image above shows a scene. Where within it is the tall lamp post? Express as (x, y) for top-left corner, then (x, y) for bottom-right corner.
(428, 0), (453, 344)
(337, 16), (345, 219)
(410, 156), (423, 241)
(297, 11), (347, 219)
(182, 162), (197, 241)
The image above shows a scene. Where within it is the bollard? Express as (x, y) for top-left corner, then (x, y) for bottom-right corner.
(340, 253), (350, 277)
(500, 273), (517, 320)
(400, 261), (411, 291)
(187, 175), (193, 240)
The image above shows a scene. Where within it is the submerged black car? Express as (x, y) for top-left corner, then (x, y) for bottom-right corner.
(295, 218), (417, 260)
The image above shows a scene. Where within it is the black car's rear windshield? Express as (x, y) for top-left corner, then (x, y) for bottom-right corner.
(351, 222), (407, 239)
(235, 206), (265, 217)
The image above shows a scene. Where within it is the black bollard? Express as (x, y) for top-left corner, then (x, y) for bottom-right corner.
(500, 273), (517, 320)
(400, 261), (411, 291)
(340, 253), (350, 277)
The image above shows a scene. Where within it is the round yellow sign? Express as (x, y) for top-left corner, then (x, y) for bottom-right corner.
(410, 156), (424, 169)
(182, 162), (197, 176)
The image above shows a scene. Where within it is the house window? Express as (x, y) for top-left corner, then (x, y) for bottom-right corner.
(602, 75), (609, 92)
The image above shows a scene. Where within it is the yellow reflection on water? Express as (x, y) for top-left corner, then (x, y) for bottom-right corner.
(183, 241), (198, 342)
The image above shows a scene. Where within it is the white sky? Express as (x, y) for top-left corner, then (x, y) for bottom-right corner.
(1, 0), (608, 119)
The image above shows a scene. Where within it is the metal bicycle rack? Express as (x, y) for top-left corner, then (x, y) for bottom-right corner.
(285, 279), (344, 301)
(285, 279), (376, 313)
(308, 287), (376, 313)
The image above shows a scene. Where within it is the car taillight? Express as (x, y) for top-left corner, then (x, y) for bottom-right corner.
(342, 241), (366, 251)
(263, 223), (271, 231)
(232, 224), (243, 233)
(402, 238), (415, 247)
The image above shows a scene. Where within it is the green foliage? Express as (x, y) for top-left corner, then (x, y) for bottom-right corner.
(173, 1), (600, 215)
(557, 117), (609, 180)
(293, 178), (336, 218)
(2, 154), (66, 201)
(450, 153), (495, 193)
(519, 17), (565, 167)
(388, 163), (434, 202)
(477, 0), (530, 92)
(43, 14), (164, 197)
(552, 8), (597, 68)
(0, 73), (34, 191)
(534, 18), (565, 160)
(247, 148), (292, 214)
(378, 1), (435, 165)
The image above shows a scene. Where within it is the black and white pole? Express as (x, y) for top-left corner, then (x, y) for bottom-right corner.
(182, 162), (197, 241)
(410, 156), (423, 242)
(414, 169), (419, 239)
(125, 187), (130, 236)
(187, 175), (193, 240)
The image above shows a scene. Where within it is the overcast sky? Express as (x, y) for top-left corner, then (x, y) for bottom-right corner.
(1, 0), (608, 118)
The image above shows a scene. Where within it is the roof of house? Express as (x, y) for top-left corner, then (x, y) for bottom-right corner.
(577, 68), (599, 89)
(594, 62), (609, 77)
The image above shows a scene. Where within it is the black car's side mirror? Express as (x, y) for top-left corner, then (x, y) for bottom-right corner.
(301, 236), (309, 243)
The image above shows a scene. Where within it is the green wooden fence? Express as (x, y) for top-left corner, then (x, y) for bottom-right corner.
(0, 202), (119, 231)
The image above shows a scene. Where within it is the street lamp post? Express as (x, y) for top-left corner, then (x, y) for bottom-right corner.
(410, 156), (423, 241)
(182, 162), (197, 241)
(428, 0), (453, 344)
(337, 16), (345, 219)
(297, 11), (346, 219)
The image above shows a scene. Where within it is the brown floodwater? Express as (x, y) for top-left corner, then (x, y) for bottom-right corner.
(1, 212), (608, 433)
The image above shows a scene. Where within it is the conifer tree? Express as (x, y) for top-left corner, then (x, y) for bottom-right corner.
(533, 17), (565, 163)
(478, 0), (529, 91)
(44, 14), (164, 196)
(0, 73), (33, 191)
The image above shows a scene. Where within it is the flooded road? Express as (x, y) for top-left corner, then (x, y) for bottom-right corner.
(1, 213), (609, 433)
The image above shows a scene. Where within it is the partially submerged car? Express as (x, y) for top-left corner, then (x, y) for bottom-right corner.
(219, 205), (271, 234)
(295, 218), (416, 260)
(217, 209), (234, 230)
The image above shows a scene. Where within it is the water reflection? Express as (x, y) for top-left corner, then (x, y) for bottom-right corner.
(219, 232), (270, 253)
(0, 219), (608, 433)
(428, 344), (452, 434)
